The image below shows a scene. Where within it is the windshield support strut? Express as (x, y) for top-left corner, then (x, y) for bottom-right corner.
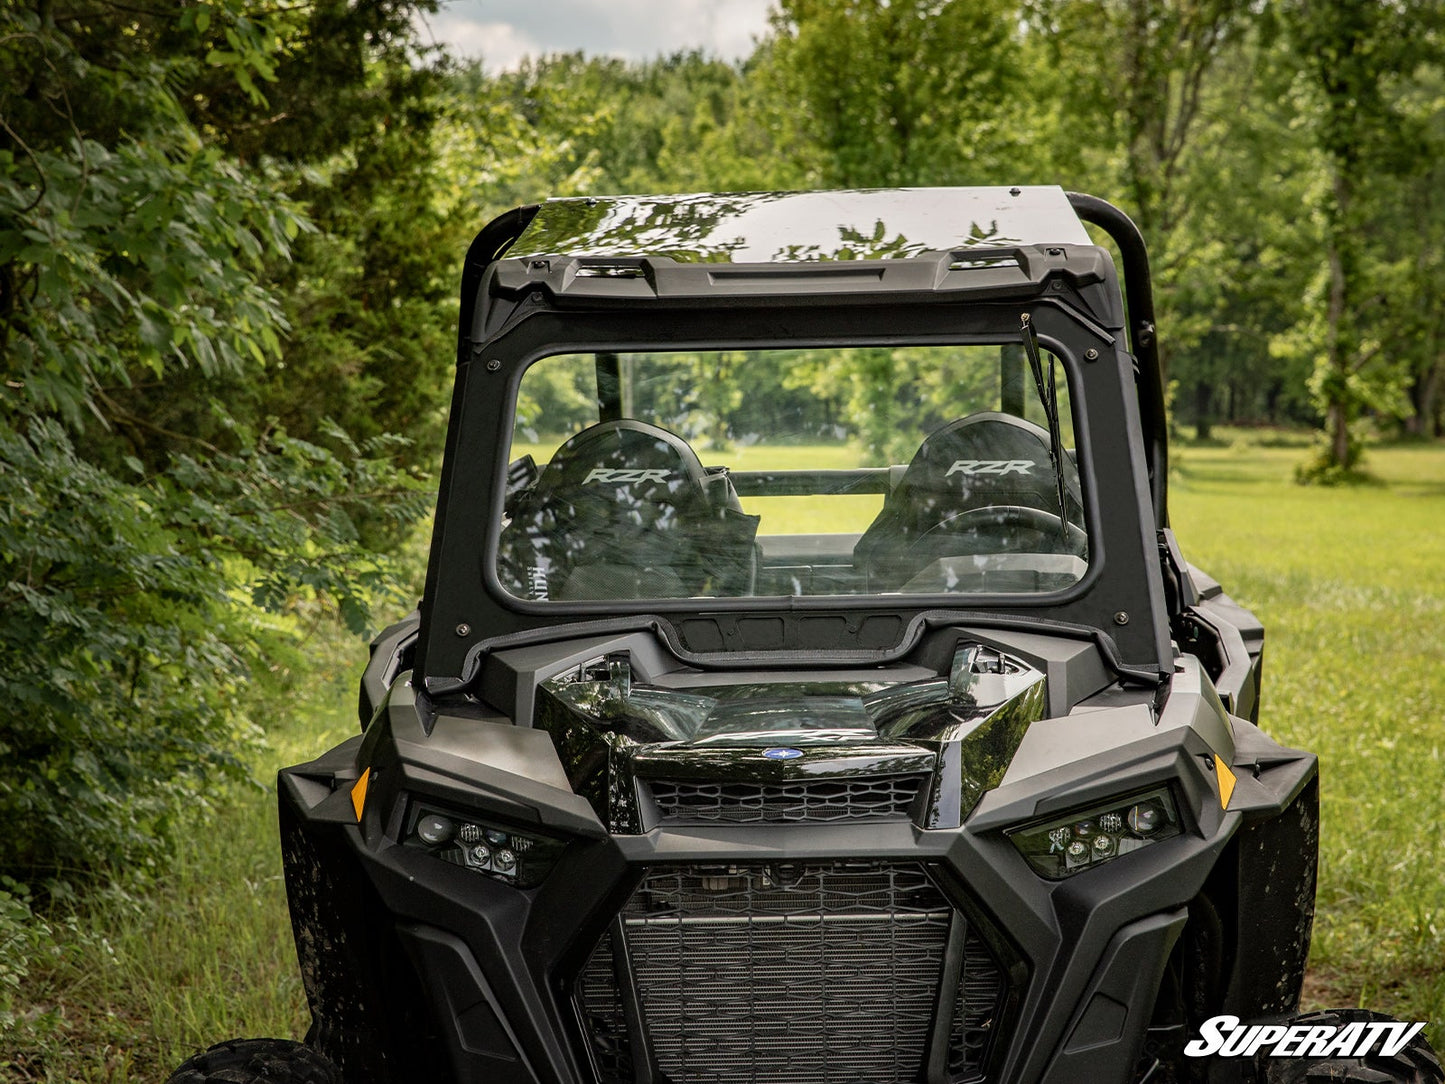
(1020, 312), (1070, 543)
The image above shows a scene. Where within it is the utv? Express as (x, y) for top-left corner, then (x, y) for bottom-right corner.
(172, 187), (1440, 1084)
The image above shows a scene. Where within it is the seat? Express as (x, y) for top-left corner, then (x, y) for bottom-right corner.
(852, 412), (1085, 591)
(498, 420), (759, 601)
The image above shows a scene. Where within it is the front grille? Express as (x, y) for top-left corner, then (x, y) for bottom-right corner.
(576, 862), (1005, 1084)
(646, 776), (924, 824)
(950, 934), (1007, 1076)
(578, 930), (634, 1081)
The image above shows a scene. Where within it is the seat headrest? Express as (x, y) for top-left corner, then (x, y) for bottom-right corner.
(893, 411), (1081, 512)
(535, 419), (712, 510)
(499, 420), (758, 601)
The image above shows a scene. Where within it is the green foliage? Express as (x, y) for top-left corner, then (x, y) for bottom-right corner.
(0, 9), (303, 426)
(0, 419), (425, 881)
(1268, 1), (1445, 472)
(0, 640), (359, 1078)
(248, 79), (459, 479)
(765, 0), (1022, 188)
(0, 878), (45, 1031)
(0, 0), (436, 993)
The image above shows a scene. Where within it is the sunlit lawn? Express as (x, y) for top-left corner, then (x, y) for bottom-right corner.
(1169, 435), (1445, 1043)
(7, 435), (1442, 1081)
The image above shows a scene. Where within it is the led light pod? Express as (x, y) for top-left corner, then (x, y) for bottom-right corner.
(1008, 785), (1181, 879)
(416, 814), (455, 845)
(405, 802), (567, 887)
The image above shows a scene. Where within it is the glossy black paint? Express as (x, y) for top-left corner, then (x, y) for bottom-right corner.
(528, 642), (1048, 835)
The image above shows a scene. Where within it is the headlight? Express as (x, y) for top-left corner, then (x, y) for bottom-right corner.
(405, 803), (567, 888)
(1007, 785), (1181, 878)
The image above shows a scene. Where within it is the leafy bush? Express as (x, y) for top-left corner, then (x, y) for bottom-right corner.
(0, 0), (436, 913)
(0, 419), (427, 891)
(0, 878), (46, 1030)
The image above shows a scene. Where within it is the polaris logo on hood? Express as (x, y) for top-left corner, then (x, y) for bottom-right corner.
(1184, 1015), (1426, 1059)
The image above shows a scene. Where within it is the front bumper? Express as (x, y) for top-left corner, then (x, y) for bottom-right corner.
(280, 728), (1315, 1084)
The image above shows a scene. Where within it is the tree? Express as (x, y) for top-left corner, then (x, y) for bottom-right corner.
(1025, 0), (1270, 437)
(762, 0), (1023, 189)
(0, 0), (432, 906)
(1275, 0), (1445, 475)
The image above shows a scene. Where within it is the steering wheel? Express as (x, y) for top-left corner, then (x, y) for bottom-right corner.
(912, 504), (1087, 556)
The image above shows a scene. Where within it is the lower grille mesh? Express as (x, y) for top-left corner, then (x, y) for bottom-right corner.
(578, 931), (633, 1081)
(950, 935), (1006, 1076)
(577, 862), (1004, 1084)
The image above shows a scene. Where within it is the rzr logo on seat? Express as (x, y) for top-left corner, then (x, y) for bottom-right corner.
(945, 459), (1035, 477)
(582, 468), (674, 484)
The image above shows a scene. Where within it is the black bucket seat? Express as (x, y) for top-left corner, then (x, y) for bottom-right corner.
(498, 419), (759, 601)
(853, 412), (1086, 591)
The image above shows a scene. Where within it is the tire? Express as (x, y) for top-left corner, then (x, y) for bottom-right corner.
(1255, 1009), (1443, 1084)
(166, 1038), (340, 1084)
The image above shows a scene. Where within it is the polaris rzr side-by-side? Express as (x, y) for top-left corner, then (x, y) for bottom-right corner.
(170, 188), (1442, 1084)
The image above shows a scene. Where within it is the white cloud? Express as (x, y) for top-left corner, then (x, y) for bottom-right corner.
(419, 0), (774, 70)
(414, 13), (546, 70)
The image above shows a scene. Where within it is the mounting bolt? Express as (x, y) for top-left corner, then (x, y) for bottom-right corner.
(455, 623), (472, 637)
(1051, 280), (1066, 291)
(1085, 348), (1099, 361)
(1113, 611), (1130, 626)
(485, 359), (501, 372)
(1009, 187), (1022, 196)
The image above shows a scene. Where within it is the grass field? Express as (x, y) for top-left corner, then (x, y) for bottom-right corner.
(1169, 435), (1445, 1034)
(3, 433), (1442, 1080)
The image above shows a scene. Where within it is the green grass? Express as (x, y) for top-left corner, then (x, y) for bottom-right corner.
(1171, 437), (1445, 1043)
(0, 641), (358, 1083)
(6, 435), (1442, 1081)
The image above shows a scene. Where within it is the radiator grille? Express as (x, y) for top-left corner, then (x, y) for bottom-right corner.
(577, 931), (633, 1081)
(949, 933), (1005, 1076)
(646, 776), (923, 824)
(576, 862), (1005, 1084)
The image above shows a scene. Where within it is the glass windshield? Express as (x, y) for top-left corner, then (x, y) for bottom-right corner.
(499, 344), (1086, 602)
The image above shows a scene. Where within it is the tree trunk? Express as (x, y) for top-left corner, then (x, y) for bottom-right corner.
(1323, 167), (1353, 469)
(1195, 380), (1212, 440)
(1405, 362), (1441, 439)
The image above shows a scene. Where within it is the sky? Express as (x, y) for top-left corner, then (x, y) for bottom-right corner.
(413, 0), (775, 70)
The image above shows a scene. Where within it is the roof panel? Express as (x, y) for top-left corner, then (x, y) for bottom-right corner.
(510, 186), (1091, 264)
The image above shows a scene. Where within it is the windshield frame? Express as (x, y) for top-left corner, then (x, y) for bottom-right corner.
(417, 283), (1170, 689)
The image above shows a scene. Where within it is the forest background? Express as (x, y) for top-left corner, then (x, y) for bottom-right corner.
(3, 0), (1445, 1076)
